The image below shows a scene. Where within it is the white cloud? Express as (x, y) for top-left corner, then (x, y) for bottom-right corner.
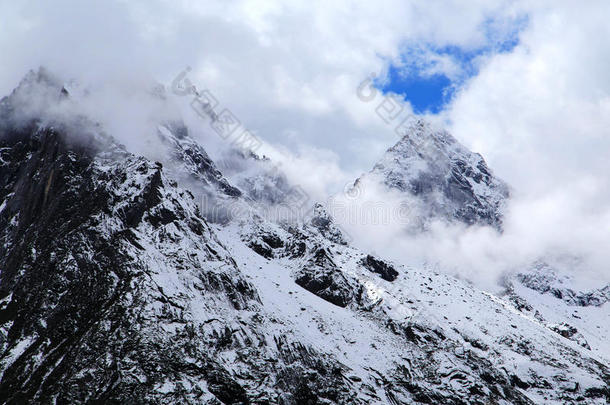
(2, 0), (609, 285)
(0, 0), (518, 168)
(435, 1), (610, 282)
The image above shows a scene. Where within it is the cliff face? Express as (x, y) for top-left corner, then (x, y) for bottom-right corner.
(0, 125), (254, 403)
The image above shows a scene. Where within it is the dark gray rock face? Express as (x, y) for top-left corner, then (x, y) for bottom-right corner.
(294, 248), (365, 308)
(0, 125), (364, 405)
(359, 255), (398, 282)
(308, 203), (349, 245)
(0, 126), (245, 403)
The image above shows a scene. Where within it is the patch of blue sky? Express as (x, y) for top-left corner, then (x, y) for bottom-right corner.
(378, 14), (528, 114)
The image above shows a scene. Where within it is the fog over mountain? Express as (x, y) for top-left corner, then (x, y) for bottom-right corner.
(0, 1), (609, 404)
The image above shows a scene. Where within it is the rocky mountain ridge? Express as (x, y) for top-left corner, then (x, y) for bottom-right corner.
(0, 70), (608, 404)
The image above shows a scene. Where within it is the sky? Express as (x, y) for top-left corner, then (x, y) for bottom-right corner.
(0, 0), (531, 181)
(379, 29), (524, 114)
(1, 0), (610, 286)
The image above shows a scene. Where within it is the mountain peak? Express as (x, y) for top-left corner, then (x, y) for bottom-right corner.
(367, 119), (509, 229)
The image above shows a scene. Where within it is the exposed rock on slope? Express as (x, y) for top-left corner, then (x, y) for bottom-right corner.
(515, 262), (610, 307)
(294, 248), (367, 308)
(503, 260), (610, 363)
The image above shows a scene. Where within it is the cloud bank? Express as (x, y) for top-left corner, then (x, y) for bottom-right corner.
(1, 0), (609, 288)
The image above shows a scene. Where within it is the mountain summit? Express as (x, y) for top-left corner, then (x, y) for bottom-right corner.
(357, 119), (509, 230)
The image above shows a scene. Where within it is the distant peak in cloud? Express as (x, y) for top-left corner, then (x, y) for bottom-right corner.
(349, 118), (509, 230)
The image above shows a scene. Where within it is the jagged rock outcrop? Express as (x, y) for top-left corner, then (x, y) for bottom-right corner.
(359, 255), (398, 282)
(0, 73), (364, 404)
(309, 203), (349, 245)
(158, 121), (242, 199)
(294, 248), (367, 308)
(548, 323), (591, 349)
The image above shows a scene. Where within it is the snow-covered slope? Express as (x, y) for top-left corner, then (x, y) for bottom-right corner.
(215, 202), (609, 404)
(0, 70), (608, 404)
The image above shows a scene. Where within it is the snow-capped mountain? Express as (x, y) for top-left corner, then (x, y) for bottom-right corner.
(352, 119), (509, 230)
(0, 70), (608, 404)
